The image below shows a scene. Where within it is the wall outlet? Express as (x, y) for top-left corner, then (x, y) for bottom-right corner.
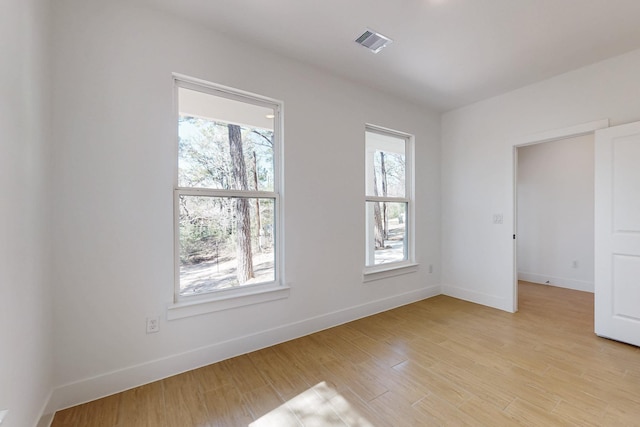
(0, 409), (8, 425)
(146, 316), (160, 334)
(428, 264), (433, 274)
(572, 260), (579, 268)
(492, 213), (503, 224)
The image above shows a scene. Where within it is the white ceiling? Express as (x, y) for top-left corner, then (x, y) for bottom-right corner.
(134, 0), (640, 111)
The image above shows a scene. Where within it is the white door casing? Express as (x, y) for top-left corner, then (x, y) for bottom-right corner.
(595, 121), (640, 347)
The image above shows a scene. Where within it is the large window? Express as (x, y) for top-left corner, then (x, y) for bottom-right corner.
(174, 77), (282, 301)
(365, 126), (414, 271)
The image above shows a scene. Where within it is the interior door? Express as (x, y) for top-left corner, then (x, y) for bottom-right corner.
(595, 121), (640, 346)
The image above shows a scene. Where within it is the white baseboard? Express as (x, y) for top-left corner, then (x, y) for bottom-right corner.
(518, 272), (594, 293)
(441, 284), (514, 313)
(45, 285), (441, 415)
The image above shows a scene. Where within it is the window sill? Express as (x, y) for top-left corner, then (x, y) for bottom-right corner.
(167, 283), (290, 320)
(363, 263), (419, 283)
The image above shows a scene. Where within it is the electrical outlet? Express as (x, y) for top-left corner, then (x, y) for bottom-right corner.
(492, 213), (503, 224)
(146, 316), (160, 334)
(572, 260), (579, 268)
(428, 264), (433, 274)
(0, 409), (8, 425)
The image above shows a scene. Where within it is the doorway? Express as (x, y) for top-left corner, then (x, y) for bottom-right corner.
(517, 134), (594, 290)
(512, 120), (609, 310)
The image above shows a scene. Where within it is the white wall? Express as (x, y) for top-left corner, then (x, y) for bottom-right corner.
(0, 0), (53, 426)
(48, 0), (441, 411)
(442, 48), (640, 312)
(517, 135), (594, 292)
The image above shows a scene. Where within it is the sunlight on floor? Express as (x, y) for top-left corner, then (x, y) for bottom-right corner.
(250, 381), (374, 427)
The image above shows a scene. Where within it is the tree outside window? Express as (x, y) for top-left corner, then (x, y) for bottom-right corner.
(365, 127), (413, 268)
(175, 81), (281, 299)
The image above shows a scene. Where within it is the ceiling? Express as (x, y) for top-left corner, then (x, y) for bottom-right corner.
(133, 0), (640, 112)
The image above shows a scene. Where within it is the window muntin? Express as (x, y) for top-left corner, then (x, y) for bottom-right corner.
(175, 79), (281, 300)
(365, 127), (413, 269)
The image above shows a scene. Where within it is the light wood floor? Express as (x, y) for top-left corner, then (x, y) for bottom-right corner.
(52, 282), (640, 426)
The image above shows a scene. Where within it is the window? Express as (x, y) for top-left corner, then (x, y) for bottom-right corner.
(174, 77), (282, 302)
(365, 125), (414, 273)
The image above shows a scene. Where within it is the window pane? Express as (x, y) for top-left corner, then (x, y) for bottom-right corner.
(366, 201), (407, 266)
(178, 87), (275, 191)
(365, 131), (405, 198)
(178, 195), (275, 296)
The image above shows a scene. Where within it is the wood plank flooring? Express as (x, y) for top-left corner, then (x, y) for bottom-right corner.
(52, 282), (640, 426)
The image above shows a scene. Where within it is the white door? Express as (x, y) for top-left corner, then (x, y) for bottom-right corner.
(595, 121), (640, 346)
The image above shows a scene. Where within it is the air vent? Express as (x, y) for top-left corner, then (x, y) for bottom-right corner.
(355, 29), (392, 53)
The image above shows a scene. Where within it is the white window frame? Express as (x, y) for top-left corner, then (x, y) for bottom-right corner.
(364, 124), (417, 281)
(168, 74), (287, 319)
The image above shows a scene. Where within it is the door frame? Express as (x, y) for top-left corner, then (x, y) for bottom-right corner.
(511, 119), (609, 312)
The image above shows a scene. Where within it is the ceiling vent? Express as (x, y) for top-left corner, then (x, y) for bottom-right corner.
(355, 29), (392, 53)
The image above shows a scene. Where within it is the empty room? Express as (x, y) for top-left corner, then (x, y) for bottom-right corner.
(3, 0), (640, 426)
